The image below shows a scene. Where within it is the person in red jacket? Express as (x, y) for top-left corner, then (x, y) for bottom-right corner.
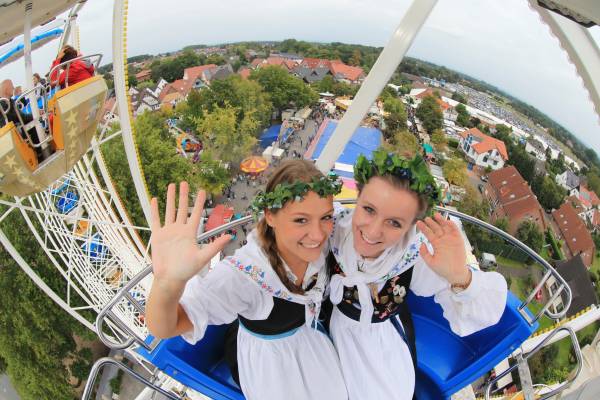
(49, 45), (94, 89)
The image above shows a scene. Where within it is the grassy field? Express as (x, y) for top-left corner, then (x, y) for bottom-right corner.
(590, 254), (600, 276)
(497, 255), (526, 269)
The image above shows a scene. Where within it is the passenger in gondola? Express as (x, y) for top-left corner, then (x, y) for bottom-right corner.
(145, 160), (348, 400)
(327, 150), (508, 400)
(49, 45), (94, 89)
(0, 79), (41, 153)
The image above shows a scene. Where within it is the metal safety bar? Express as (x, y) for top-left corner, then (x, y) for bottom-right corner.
(484, 326), (583, 400)
(433, 206), (572, 324)
(13, 84), (54, 148)
(95, 201), (571, 354)
(47, 53), (103, 88)
(95, 264), (155, 351)
(82, 357), (181, 400)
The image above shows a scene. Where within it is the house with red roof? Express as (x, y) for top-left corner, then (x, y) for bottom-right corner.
(135, 69), (152, 83)
(250, 57), (298, 72)
(238, 67), (251, 80)
(183, 64), (218, 90)
(552, 202), (596, 268)
(459, 127), (508, 171)
(485, 166), (547, 236)
(301, 58), (332, 69)
(329, 60), (365, 84)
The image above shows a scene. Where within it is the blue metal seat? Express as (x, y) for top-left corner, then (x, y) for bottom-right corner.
(409, 291), (538, 399)
(136, 290), (536, 399)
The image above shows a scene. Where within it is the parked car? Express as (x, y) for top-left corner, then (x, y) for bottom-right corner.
(481, 175), (489, 182)
(478, 184), (485, 193)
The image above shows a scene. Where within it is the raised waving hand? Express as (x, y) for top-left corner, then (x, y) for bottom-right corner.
(150, 182), (230, 285)
(416, 213), (471, 286)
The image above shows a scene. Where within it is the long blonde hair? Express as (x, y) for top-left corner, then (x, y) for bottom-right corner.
(256, 159), (326, 294)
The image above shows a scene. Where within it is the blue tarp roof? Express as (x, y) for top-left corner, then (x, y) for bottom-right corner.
(310, 120), (382, 169)
(259, 124), (281, 147)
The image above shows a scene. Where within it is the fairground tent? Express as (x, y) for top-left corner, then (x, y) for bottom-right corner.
(306, 118), (382, 178)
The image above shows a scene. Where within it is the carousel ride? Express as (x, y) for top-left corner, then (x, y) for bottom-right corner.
(0, 0), (598, 399)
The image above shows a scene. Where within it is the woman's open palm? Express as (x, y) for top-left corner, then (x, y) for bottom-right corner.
(150, 182), (230, 284)
(416, 213), (468, 283)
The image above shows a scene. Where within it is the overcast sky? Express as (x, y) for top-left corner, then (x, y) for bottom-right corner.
(2, 0), (599, 154)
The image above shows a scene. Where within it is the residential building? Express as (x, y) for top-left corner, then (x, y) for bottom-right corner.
(130, 88), (160, 116)
(459, 127), (508, 170)
(292, 66), (331, 84)
(485, 166), (547, 235)
(135, 69), (152, 83)
(579, 185), (600, 210)
(552, 202), (596, 268)
(160, 91), (184, 110)
(238, 67), (251, 80)
(545, 255), (598, 317)
(556, 170), (580, 192)
(525, 138), (547, 161)
(206, 64), (234, 82)
(329, 61), (365, 84)
(182, 64), (218, 90)
(100, 96), (118, 124)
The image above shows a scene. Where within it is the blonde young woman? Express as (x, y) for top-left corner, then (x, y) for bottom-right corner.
(146, 160), (347, 400)
(327, 151), (507, 400)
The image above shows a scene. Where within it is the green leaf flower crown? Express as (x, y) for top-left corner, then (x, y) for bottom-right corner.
(354, 150), (440, 216)
(250, 174), (342, 220)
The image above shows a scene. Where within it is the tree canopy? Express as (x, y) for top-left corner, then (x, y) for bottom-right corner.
(382, 95), (408, 137)
(443, 157), (468, 186)
(196, 104), (258, 165)
(250, 66), (318, 112)
(516, 220), (544, 254)
(416, 95), (443, 134)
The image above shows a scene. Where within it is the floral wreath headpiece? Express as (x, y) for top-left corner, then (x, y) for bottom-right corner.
(354, 150), (440, 216)
(250, 174), (342, 220)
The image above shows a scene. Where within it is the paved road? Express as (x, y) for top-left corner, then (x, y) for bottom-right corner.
(0, 374), (20, 400)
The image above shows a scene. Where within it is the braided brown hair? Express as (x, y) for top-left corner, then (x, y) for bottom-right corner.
(256, 159), (326, 294)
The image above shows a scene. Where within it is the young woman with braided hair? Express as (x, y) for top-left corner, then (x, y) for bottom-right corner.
(145, 160), (347, 400)
(327, 150), (507, 400)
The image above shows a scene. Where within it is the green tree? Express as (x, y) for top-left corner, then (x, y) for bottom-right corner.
(382, 96), (407, 136)
(196, 105), (258, 164)
(383, 130), (419, 158)
(0, 207), (81, 399)
(443, 157), (468, 186)
(101, 112), (206, 230)
(127, 65), (138, 88)
(416, 96), (443, 134)
(458, 184), (489, 222)
(516, 220), (544, 254)
(533, 175), (566, 210)
(455, 103), (470, 127)
(349, 49), (362, 66)
(204, 76), (272, 128)
(586, 172), (600, 198)
(494, 217), (509, 233)
(196, 151), (231, 195)
(452, 92), (467, 104)
(136, 80), (156, 91)
(206, 54), (226, 65)
(250, 66), (318, 113)
(430, 129), (448, 152)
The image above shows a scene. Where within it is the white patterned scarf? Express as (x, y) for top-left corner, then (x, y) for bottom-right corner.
(329, 204), (428, 324)
(223, 230), (328, 329)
